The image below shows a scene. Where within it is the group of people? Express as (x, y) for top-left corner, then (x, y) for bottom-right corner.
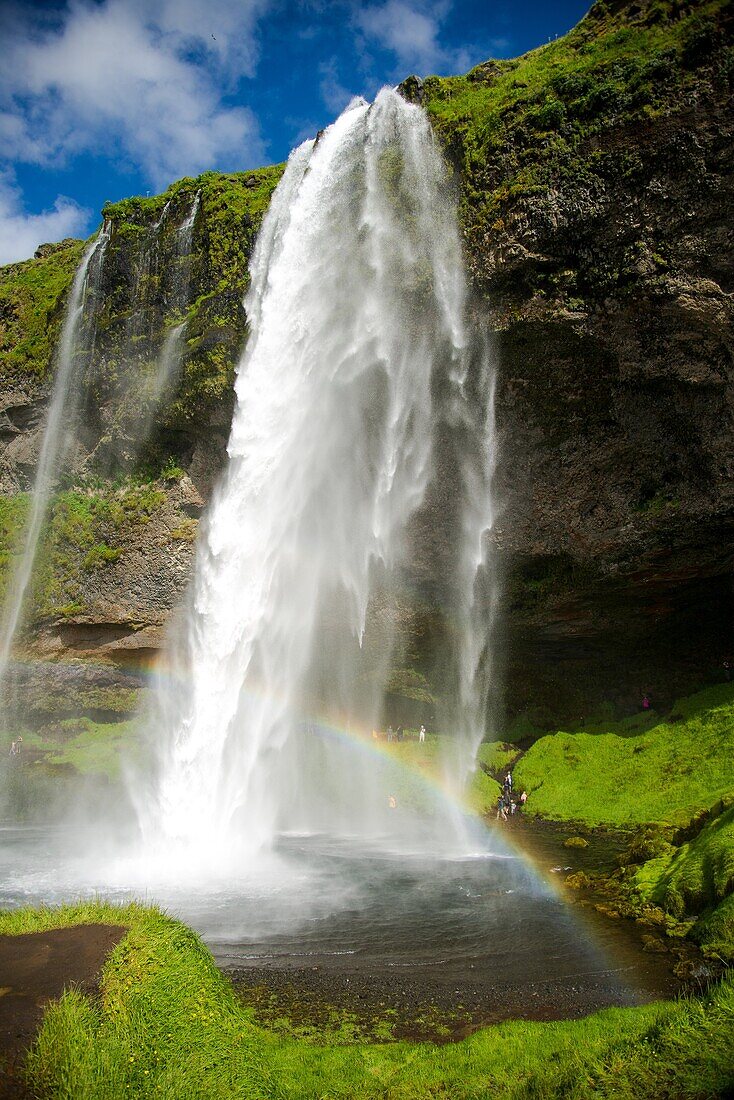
(384, 724), (427, 743)
(8, 736), (23, 757)
(496, 770), (527, 822)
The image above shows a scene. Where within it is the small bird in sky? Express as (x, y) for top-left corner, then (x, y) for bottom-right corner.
(212, 34), (216, 40)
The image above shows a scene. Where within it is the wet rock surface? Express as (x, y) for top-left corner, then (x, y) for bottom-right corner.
(230, 962), (668, 1044)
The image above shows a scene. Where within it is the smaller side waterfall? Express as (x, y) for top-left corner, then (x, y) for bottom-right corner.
(146, 190), (200, 409)
(0, 222), (111, 688)
(96, 190), (201, 462)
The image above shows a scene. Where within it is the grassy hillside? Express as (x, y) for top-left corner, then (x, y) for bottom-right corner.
(1, 901), (732, 1099)
(482, 684), (734, 963)
(512, 683), (734, 829)
(0, 238), (87, 383)
(634, 805), (734, 959)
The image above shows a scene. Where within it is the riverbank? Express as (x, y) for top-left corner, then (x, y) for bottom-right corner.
(482, 683), (734, 973)
(0, 901), (732, 1099)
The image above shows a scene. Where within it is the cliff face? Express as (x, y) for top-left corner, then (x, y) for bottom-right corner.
(0, 0), (731, 731)
(416, 0), (734, 722)
(0, 169), (281, 722)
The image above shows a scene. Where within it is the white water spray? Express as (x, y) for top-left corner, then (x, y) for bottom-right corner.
(138, 92), (494, 870)
(0, 223), (111, 686)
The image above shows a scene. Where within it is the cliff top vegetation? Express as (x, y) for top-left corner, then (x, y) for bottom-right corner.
(3, 0), (730, 388)
(0, 165), (283, 388)
(417, 0), (732, 290)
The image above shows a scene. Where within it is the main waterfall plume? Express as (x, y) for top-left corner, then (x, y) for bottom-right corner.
(138, 90), (494, 867)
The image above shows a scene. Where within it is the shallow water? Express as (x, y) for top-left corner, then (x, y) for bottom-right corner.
(0, 824), (677, 1018)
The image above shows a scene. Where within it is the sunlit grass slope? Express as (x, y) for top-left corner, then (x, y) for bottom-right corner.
(513, 683), (734, 829)
(634, 805), (734, 963)
(495, 684), (734, 963)
(0, 902), (731, 1100)
(0, 239), (87, 382)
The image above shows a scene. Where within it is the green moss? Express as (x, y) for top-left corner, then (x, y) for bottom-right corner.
(48, 717), (139, 779)
(514, 683), (734, 828)
(27, 482), (165, 620)
(0, 493), (30, 603)
(635, 803), (734, 929)
(476, 740), (522, 776)
(564, 835), (589, 848)
(692, 892), (734, 963)
(0, 238), (88, 381)
(83, 543), (122, 569)
(100, 167), (284, 432)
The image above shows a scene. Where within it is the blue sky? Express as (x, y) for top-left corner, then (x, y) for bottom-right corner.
(0, 0), (591, 264)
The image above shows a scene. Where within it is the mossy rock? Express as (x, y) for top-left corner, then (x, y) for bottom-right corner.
(565, 871), (591, 889)
(641, 934), (669, 954)
(563, 835), (589, 848)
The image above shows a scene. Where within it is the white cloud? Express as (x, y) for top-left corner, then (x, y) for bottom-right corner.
(0, 0), (271, 188)
(319, 59), (358, 115)
(0, 172), (90, 265)
(354, 0), (480, 77)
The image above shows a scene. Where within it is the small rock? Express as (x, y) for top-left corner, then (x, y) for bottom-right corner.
(641, 935), (669, 954)
(563, 836), (589, 849)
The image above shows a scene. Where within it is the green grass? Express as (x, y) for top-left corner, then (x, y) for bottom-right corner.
(1, 901), (732, 1099)
(1, 480), (167, 619)
(379, 735), (500, 816)
(510, 684), (734, 962)
(46, 718), (139, 779)
(6, 716), (140, 781)
(514, 683), (734, 829)
(0, 493), (29, 603)
(0, 238), (88, 381)
(476, 741), (522, 777)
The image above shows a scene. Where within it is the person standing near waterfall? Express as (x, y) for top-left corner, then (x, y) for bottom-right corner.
(419, 724), (426, 743)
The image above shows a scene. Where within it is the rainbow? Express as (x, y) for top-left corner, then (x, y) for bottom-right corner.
(3, 653), (561, 893)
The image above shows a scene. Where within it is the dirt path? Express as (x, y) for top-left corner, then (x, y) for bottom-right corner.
(0, 924), (126, 1099)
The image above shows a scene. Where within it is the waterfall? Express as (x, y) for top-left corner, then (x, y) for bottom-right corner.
(0, 222), (111, 689)
(142, 191), (200, 415)
(138, 91), (495, 868)
(114, 191), (201, 444)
